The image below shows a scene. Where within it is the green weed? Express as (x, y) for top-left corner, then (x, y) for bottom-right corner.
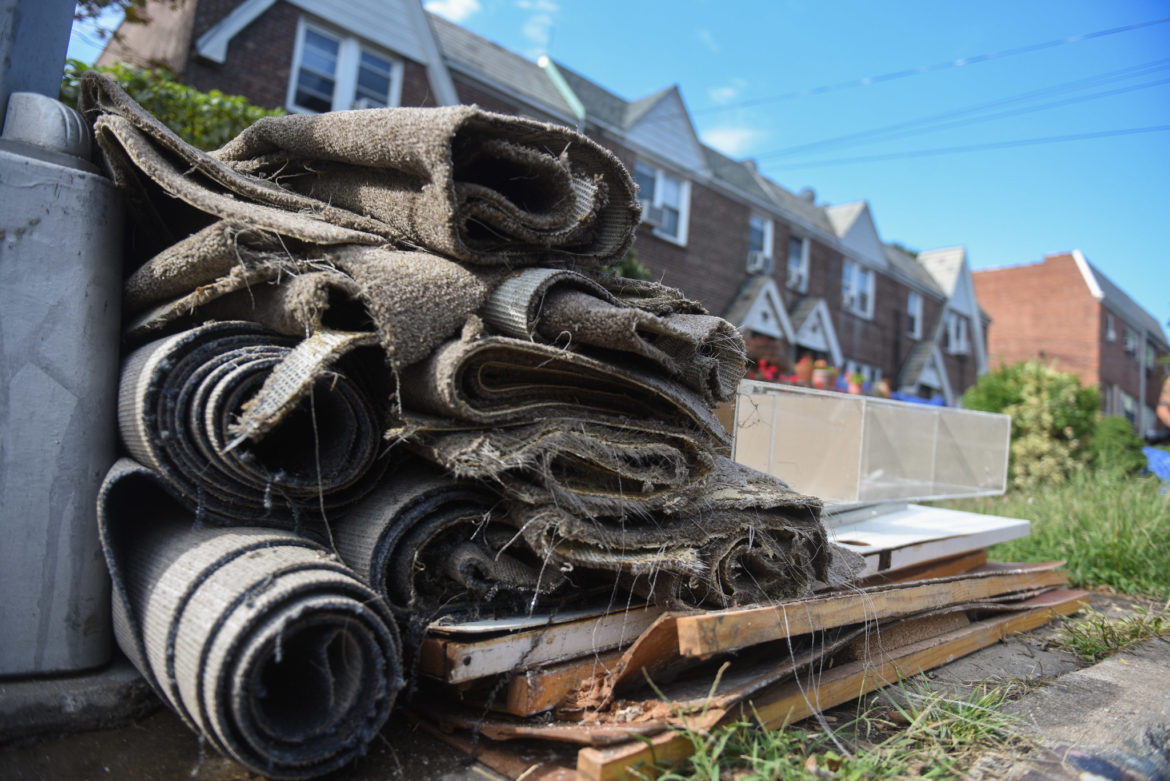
(1053, 603), (1170, 663)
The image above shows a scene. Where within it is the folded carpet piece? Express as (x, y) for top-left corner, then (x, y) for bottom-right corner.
(98, 459), (402, 780)
(406, 416), (715, 515)
(482, 267), (745, 403)
(331, 465), (566, 619)
(508, 457), (837, 608)
(80, 73), (639, 267)
(126, 236), (503, 370)
(397, 331), (731, 449)
(118, 321), (384, 528)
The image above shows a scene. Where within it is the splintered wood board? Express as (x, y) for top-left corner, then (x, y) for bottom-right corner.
(500, 649), (624, 716)
(828, 504), (1030, 576)
(418, 605), (663, 684)
(856, 548), (988, 586)
(576, 588), (1090, 781)
(675, 561), (1066, 657)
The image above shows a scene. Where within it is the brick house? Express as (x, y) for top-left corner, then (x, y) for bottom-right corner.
(973, 251), (1169, 433)
(102, 0), (990, 403)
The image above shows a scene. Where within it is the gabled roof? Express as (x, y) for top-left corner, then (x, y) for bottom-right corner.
(723, 276), (794, 341)
(882, 244), (945, 299)
(552, 62), (629, 127)
(428, 14), (575, 120)
(789, 297), (843, 367)
(825, 201), (888, 270)
(624, 87), (674, 128)
(754, 177), (836, 236)
(917, 246), (966, 296)
(702, 146), (771, 204)
(1068, 250), (1168, 349)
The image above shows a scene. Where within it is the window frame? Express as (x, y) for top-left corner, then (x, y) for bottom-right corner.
(944, 310), (971, 355)
(841, 259), (874, 318)
(287, 18), (404, 114)
(633, 159), (690, 245)
(843, 358), (882, 384)
(1124, 326), (1139, 357)
(907, 291), (923, 339)
(786, 235), (809, 293)
(1105, 312), (1116, 342)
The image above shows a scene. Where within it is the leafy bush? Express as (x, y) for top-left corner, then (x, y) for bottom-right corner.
(60, 59), (284, 150)
(1090, 415), (1147, 475)
(963, 361), (1099, 489)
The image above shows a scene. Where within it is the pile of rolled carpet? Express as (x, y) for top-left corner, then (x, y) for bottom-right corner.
(81, 73), (856, 778)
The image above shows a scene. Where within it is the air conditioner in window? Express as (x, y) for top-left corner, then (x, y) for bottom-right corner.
(351, 97), (382, 110)
(641, 204), (667, 228)
(746, 251), (774, 275)
(787, 266), (806, 290)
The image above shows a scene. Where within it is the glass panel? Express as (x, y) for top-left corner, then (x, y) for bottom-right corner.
(659, 173), (681, 208)
(633, 162), (656, 204)
(300, 47), (337, 77)
(360, 49), (393, 76)
(304, 28), (340, 57)
(294, 86), (333, 113)
(295, 70), (334, 99)
(357, 66), (391, 98)
(661, 205), (680, 237)
(749, 215), (766, 253)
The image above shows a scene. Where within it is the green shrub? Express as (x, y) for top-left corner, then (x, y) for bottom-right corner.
(1091, 415), (1147, 475)
(963, 361), (1099, 489)
(60, 59), (284, 150)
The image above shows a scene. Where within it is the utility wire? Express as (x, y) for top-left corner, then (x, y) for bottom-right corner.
(688, 15), (1170, 116)
(755, 58), (1170, 160)
(769, 125), (1170, 169)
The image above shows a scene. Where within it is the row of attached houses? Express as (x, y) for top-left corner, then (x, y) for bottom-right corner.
(102, 0), (991, 403)
(974, 252), (1169, 434)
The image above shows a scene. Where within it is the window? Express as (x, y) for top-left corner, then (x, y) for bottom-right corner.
(786, 236), (809, 292)
(944, 311), (970, 354)
(907, 291), (923, 339)
(1124, 327), (1138, 357)
(1105, 312), (1116, 341)
(289, 21), (402, 113)
(633, 161), (689, 244)
(746, 214), (774, 274)
(1146, 342), (1157, 369)
(841, 259), (873, 317)
(1120, 390), (1137, 426)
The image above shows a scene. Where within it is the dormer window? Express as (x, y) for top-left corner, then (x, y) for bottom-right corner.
(907, 291), (923, 339)
(945, 311), (970, 354)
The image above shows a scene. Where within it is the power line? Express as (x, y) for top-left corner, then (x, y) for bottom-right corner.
(757, 71), (1170, 162)
(769, 125), (1170, 169)
(755, 58), (1170, 160)
(689, 15), (1170, 115)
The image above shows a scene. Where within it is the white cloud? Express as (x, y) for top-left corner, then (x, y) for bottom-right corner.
(702, 125), (764, 157)
(516, 0), (558, 55)
(696, 28), (720, 53)
(707, 78), (747, 105)
(516, 0), (559, 10)
(424, 0), (482, 22)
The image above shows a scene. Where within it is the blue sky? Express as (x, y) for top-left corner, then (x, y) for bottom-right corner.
(71, 0), (1170, 334)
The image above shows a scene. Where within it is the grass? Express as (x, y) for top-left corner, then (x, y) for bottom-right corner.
(637, 683), (1025, 780)
(632, 467), (1169, 779)
(945, 468), (1170, 598)
(1052, 602), (1170, 663)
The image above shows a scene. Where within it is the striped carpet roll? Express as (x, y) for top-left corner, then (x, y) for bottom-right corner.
(118, 321), (384, 528)
(98, 459), (402, 779)
(331, 465), (565, 618)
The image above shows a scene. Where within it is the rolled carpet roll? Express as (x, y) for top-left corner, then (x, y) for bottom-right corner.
(398, 333), (730, 449)
(407, 415), (715, 515)
(118, 320), (384, 528)
(481, 267), (746, 404)
(331, 465), (566, 618)
(509, 457), (839, 608)
(98, 459), (402, 779)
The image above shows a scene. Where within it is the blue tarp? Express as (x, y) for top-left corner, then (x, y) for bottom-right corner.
(1143, 447), (1170, 484)
(889, 391), (947, 406)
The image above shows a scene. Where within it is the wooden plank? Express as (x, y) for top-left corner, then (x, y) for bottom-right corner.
(855, 548), (988, 586)
(577, 589), (1089, 781)
(418, 605), (663, 684)
(675, 563), (1066, 657)
(500, 649), (624, 716)
(415, 718), (578, 780)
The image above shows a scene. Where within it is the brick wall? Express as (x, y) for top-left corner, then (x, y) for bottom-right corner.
(400, 60), (439, 108)
(973, 255), (1099, 382)
(186, 1), (300, 109)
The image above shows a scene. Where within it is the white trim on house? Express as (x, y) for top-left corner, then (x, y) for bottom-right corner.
(736, 278), (795, 342)
(195, 0), (276, 63)
(792, 299), (843, 367)
(633, 159), (691, 246)
(912, 346), (955, 406)
(786, 234), (809, 294)
(841, 258), (875, 319)
(1071, 249), (1105, 301)
(907, 290), (924, 340)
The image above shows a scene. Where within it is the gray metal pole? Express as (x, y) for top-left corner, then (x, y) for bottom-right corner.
(0, 0), (76, 126)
